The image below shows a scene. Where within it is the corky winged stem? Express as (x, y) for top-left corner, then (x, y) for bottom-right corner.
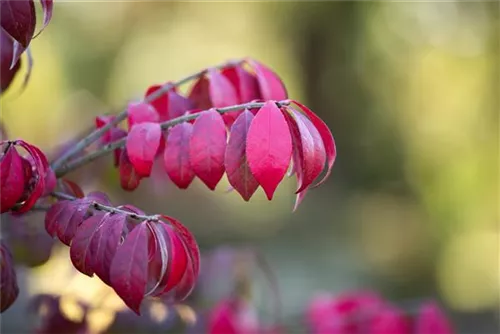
(50, 59), (242, 171)
(54, 100), (291, 178)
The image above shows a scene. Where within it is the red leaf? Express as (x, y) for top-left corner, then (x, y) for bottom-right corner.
(286, 107), (326, 193)
(95, 115), (115, 143)
(163, 123), (195, 189)
(0, 242), (19, 313)
(189, 109), (227, 190)
(415, 302), (454, 334)
(38, 0), (53, 36)
(70, 213), (107, 276)
(246, 101), (292, 200)
(91, 213), (126, 285)
(247, 59), (287, 101)
(44, 200), (67, 237)
(370, 307), (411, 334)
(146, 84), (193, 122)
(110, 221), (149, 315)
(292, 100), (336, 188)
(127, 102), (159, 128)
(224, 109), (259, 201)
(126, 122), (161, 177)
(0, 30), (21, 92)
(189, 76), (211, 110)
(222, 65), (260, 103)
(1, 144), (25, 213)
(60, 179), (85, 199)
(54, 199), (93, 246)
(0, 0), (36, 49)
(207, 68), (240, 126)
(119, 150), (142, 191)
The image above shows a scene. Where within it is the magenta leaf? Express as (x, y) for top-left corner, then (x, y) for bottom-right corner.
(0, 30), (21, 92)
(207, 68), (239, 126)
(247, 59), (288, 101)
(0, 242), (19, 312)
(52, 199), (91, 246)
(127, 102), (159, 128)
(189, 75), (212, 110)
(415, 302), (454, 334)
(189, 109), (227, 190)
(1, 144), (25, 213)
(119, 150), (142, 191)
(224, 109), (259, 201)
(70, 213), (107, 276)
(163, 123), (195, 189)
(292, 100), (336, 188)
(246, 101), (292, 200)
(145, 84), (193, 122)
(0, 0), (36, 55)
(90, 213), (127, 285)
(370, 307), (411, 334)
(126, 122), (161, 177)
(109, 221), (149, 315)
(145, 84), (171, 121)
(222, 65), (260, 104)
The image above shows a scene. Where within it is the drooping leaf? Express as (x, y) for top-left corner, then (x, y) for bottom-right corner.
(246, 101), (292, 200)
(0, 144), (25, 213)
(60, 179), (85, 199)
(224, 110), (259, 201)
(0, 0), (36, 66)
(35, 0), (54, 37)
(70, 213), (107, 276)
(189, 109), (227, 190)
(90, 213), (127, 285)
(127, 102), (159, 128)
(119, 150), (142, 191)
(0, 30), (21, 92)
(163, 123), (195, 189)
(54, 199), (93, 246)
(145, 84), (193, 122)
(109, 221), (149, 314)
(247, 59), (287, 101)
(0, 242), (19, 312)
(126, 122), (161, 177)
(292, 100), (336, 188)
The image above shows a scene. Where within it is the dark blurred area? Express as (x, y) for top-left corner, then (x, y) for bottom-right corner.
(1, 2), (498, 333)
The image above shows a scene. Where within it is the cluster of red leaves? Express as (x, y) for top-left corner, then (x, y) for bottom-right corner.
(96, 60), (335, 209)
(0, 140), (55, 213)
(307, 291), (454, 334)
(0, 0), (53, 92)
(0, 241), (19, 312)
(44, 191), (200, 315)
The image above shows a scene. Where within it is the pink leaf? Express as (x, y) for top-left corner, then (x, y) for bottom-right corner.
(110, 221), (149, 315)
(189, 75), (212, 110)
(166, 91), (194, 120)
(246, 101), (292, 200)
(222, 65), (261, 103)
(224, 109), (259, 201)
(70, 213), (107, 276)
(0, 242), (19, 312)
(207, 68), (240, 126)
(145, 84), (170, 120)
(1, 144), (25, 213)
(247, 59), (287, 101)
(126, 122), (161, 177)
(119, 150), (142, 191)
(370, 307), (411, 334)
(292, 100), (336, 188)
(189, 109), (227, 190)
(127, 102), (159, 129)
(163, 123), (195, 189)
(415, 302), (454, 334)
(91, 213), (126, 285)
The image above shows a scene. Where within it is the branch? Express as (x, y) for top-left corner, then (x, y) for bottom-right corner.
(51, 192), (160, 222)
(50, 59), (242, 171)
(54, 100), (291, 178)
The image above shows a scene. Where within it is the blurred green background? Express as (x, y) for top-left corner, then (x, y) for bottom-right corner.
(1, 2), (498, 333)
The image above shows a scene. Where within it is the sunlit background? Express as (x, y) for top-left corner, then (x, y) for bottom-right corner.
(1, 2), (498, 333)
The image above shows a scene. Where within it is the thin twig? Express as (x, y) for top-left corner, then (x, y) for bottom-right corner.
(54, 100), (291, 178)
(51, 192), (160, 222)
(50, 59), (241, 171)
